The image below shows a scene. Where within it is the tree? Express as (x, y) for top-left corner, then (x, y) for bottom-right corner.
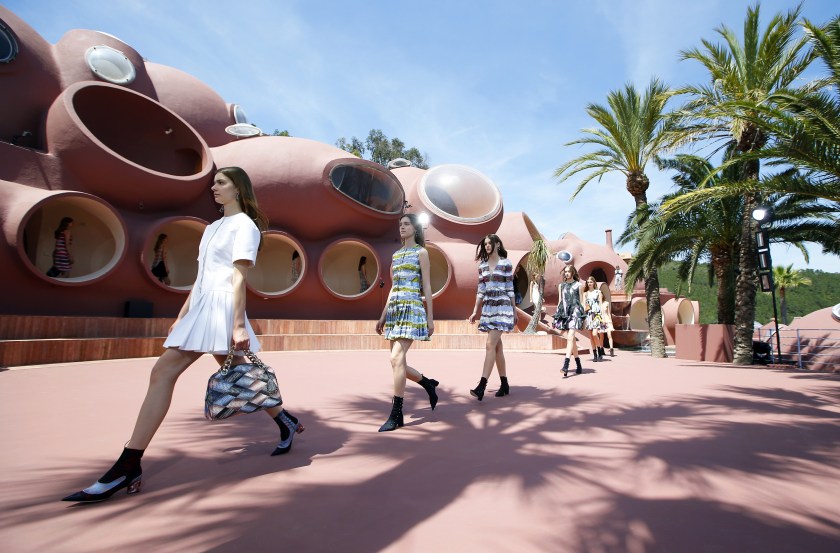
(523, 238), (551, 334)
(771, 264), (812, 324)
(670, 3), (812, 364)
(271, 129), (291, 136)
(336, 129), (430, 169)
(555, 79), (673, 357)
(619, 151), (744, 324)
(622, 153), (837, 325)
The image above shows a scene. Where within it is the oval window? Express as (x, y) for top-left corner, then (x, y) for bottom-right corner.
(233, 104), (249, 124)
(85, 45), (136, 84)
(556, 250), (573, 262)
(418, 164), (501, 223)
(0, 19), (18, 63)
(329, 163), (404, 214)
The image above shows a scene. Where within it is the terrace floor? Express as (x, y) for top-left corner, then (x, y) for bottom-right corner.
(1, 349), (839, 552)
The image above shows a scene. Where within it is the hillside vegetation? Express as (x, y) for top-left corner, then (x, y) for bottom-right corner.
(656, 263), (840, 325)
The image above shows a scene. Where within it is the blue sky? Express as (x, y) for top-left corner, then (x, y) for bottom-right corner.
(8, 0), (839, 272)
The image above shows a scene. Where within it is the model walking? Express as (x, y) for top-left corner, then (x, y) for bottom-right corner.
(375, 214), (439, 431)
(62, 167), (304, 503)
(467, 234), (517, 400)
(552, 265), (585, 376)
(583, 275), (608, 362)
(151, 233), (171, 285)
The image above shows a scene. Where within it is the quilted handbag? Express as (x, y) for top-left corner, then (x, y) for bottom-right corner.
(204, 348), (282, 420)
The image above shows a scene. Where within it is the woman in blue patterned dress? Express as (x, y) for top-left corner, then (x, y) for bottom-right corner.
(552, 265), (585, 376)
(375, 214), (440, 432)
(467, 234), (517, 400)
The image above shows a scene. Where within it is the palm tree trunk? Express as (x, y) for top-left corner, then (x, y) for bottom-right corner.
(711, 246), (736, 324)
(645, 267), (667, 357)
(523, 280), (545, 334)
(632, 191), (666, 358)
(733, 191), (758, 365)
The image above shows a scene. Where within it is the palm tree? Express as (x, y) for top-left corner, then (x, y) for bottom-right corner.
(523, 238), (551, 334)
(555, 79), (672, 357)
(670, 4), (813, 364)
(622, 157), (836, 325)
(771, 264), (812, 324)
(618, 152), (743, 324)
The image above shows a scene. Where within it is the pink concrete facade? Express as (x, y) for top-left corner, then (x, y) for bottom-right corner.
(0, 7), (684, 330)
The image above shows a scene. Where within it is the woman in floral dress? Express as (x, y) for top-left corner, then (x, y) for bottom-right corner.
(583, 275), (608, 362)
(467, 234), (517, 400)
(553, 265), (585, 376)
(375, 214), (440, 432)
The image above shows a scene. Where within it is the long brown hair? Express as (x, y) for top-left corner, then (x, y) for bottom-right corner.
(475, 234), (507, 261)
(216, 166), (269, 247)
(563, 264), (579, 282)
(401, 214), (425, 247)
(54, 217), (73, 239)
(154, 233), (168, 252)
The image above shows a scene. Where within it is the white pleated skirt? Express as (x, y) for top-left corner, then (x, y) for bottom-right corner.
(163, 290), (261, 355)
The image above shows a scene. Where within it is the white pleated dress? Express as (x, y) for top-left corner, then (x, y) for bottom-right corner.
(164, 212), (261, 355)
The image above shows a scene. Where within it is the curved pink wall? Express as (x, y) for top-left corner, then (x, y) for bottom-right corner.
(0, 7), (690, 326)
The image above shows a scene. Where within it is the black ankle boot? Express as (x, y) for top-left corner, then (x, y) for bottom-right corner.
(418, 375), (439, 410)
(592, 350), (599, 362)
(379, 396), (404, 432)
(495, 376), (510, 397)
(470, 377), (488, 401)
(62, 447), (144, 503)
(271, 410), (306, 456)
(610, 347), (615, 357)
(562, 358), (570, 376)
(575, 357), (583, 374)
(599, 347), (606, 360)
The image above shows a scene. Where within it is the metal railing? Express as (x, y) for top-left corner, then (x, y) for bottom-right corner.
(753, 328), (840, 371)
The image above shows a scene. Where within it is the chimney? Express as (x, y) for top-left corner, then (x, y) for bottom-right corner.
(605, 229), (614, 251)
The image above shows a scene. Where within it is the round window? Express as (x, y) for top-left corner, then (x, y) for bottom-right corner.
(85, 45), (136, 84)
(418, 164), (501, 223)
(0, 20), (19, 63)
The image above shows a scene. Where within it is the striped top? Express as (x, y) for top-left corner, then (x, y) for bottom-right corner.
(384, 245), (429, 341)
(476, 258), (515, 332)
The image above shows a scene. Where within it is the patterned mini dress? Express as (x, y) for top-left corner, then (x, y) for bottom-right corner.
(476, 258), (515, 332)
(384, 245), (430, 341)
(553, 280), (584, 330)
(53, 233), (72, 272)
(585, 289), (608, 331)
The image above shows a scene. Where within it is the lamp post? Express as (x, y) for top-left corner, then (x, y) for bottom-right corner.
(752, 207), (782, 364)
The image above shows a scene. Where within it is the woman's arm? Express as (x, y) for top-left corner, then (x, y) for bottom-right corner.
(376, 263), (395, 334)
(418, 248), (434, 336)
(505, 261), (518, 324)
(169, 289), (193, 334)
(231, 260), (251, 351)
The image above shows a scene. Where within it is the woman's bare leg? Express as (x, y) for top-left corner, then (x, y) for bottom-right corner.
(480, 330), (503, 378)
(127, 348), (203, 450)
(495, 336), (507, 377)
(390, 339), (413, 396)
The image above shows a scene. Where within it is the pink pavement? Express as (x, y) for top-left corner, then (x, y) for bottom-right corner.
(1, 349), (839, 552)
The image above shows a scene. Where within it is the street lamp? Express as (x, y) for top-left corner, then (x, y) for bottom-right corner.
(752, 206), (782, 364)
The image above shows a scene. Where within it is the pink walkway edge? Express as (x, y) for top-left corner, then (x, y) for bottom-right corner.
(1, 350), (839, 553)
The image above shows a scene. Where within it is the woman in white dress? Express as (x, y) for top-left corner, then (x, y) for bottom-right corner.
(63, 167), (304, 503)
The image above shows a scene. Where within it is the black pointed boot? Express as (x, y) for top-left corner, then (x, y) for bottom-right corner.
(417, 375), (439, 410)
(495, 376), (510, 397)
(592, 350), (599, 362)
(575, 357), (583, 374)
(599, 347), (606, 360)
(470, 377), (488, 401)
(62, 447), (144, 503)
(379, 396), (404, 432)
(562, 358), (570, 376)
